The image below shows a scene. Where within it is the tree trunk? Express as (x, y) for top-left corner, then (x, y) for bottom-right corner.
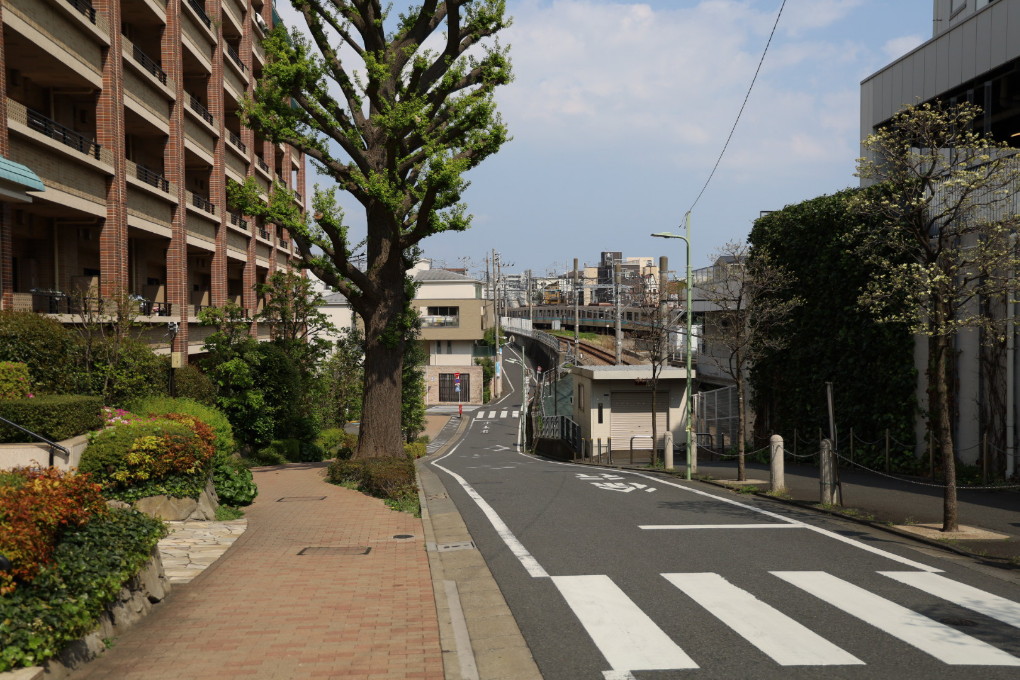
(650, 381), (658, 467)
(355, 289), (406, 459)
(933, 333), (958, 532)
(737, 372), (747, 482)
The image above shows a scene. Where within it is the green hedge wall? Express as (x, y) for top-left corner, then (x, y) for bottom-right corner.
(0, 395), (104, 443)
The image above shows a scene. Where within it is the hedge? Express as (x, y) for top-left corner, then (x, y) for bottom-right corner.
(0, 508), (166, 672)
(127, 397), (236, 461)
(0, 395), (103, 443)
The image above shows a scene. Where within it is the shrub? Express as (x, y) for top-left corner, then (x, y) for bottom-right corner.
(0, 508), (165, 671)
(0, 311), (80, 394)
(0, 362), (31, 400)
(246, 446), (287, 467)
(326, 456), (417, 502)
(0, 395), (103, 443)
(96, 339), (169, 407)
(403, 441), (427, 459)
(315, 428), (356, 458)
(257, 438), (326, 463)
(212, 456), (258, 506)
(174, 364), (217, 405)
(79, 420), (214, 501)
(0, 467), (107, 595)
(127, 397), (236, 461)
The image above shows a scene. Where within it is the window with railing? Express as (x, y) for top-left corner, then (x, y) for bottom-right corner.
(191, 193), (216, 214)
(259, 228), (270, 239)
(255, 157), (270, 174)
(226, 45), (247, 72)
(279, 239), (289, 249)
(66, 0), (96, 23)
(189, 94), (214, 125)
(229, 211), (248, 230)
(132, 45), (167, 84)
(187, 0), (211, 27)
(136, 165), (170, 192)
(422, 306), (460, 327)
(227, 130), (247, 153)
(27, 109), (101, 159)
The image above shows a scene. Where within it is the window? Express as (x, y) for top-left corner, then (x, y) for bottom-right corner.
(427, 306), (458, 316)
(597, 403), (604, 424)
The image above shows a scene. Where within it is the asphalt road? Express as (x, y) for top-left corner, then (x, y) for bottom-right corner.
(428, 346), (1020, 680)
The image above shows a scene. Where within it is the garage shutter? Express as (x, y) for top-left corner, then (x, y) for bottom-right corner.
(610, 391), (668, 450)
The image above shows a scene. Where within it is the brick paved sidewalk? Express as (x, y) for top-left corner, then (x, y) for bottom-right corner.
(69, 462), (443, 680)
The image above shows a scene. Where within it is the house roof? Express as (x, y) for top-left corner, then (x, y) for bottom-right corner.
(414, 268), (479, 283)
(322, 292), (350, 305)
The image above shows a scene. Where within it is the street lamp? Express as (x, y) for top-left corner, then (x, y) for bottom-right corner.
(651, 211), (694, 481)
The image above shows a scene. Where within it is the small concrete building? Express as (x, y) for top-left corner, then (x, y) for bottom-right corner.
(569, 365), (693, 458)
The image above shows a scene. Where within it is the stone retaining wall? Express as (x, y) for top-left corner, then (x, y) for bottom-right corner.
(0, 434), (89, 471)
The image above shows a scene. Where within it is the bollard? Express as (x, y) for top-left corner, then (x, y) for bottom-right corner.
(664, 431), (674, 470)
(819, 438), (842, 506)
(770, 434), (785, 494)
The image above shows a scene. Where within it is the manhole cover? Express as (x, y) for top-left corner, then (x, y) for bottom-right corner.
(433, 541), (475, 552)
(277, 496), (327, 502)
(298, 546), (371, 556)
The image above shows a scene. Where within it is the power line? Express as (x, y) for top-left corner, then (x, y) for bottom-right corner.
(686, 0), (788, 216)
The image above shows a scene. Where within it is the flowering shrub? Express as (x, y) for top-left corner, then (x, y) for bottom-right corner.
(0, 467), (107, 594)
(100, 406), (154, 428)
(0, 362), (31, 400)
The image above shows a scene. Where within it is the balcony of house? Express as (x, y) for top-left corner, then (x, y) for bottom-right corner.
(128, 231), (174, 319)
(221, 0), (245, 37)
(186, 250), (213, 320)
(183, 161), (217, 247)
(417, 301), (485, 341)
(181, 0), (217, 54)
(223, 36), (248, 94)
(4, 0), (110, 77)
(121, 14), (174, 106)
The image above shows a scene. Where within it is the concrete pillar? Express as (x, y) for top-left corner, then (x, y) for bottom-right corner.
(820, 438), (841, 506)
(664, 431), (674, 470)
(770, 434), (785, 493)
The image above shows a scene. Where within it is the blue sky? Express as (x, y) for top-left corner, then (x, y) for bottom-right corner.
(277, 0), (934, 278)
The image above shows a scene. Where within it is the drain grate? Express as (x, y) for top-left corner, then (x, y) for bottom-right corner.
(428, 541), (476, 553)
(277, 496), (327, 502)
(298, 546), (371, 556)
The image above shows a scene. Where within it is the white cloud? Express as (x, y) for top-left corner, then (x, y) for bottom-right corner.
(883, 34), (924, 59)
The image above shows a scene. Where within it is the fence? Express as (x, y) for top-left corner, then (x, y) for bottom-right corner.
(694, 385), (738, 452)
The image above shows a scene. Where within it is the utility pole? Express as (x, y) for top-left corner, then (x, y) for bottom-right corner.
(527, 269), (534, 329)
(492, 249), (502, 399)
(573, 258), (580, 360)
(614, 262), (622, 365)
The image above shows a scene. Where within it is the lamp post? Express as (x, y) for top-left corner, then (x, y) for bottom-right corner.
(652, 211), (694, 481)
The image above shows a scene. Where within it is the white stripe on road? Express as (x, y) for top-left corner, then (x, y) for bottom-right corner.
(500, 410), (508, 418)
(512, 410), (520, 418)
(663, 573), (862, 666)
(551, 575), (698, 672)
(880, 571), (1020, 630)
(486, 411), (496, 419)
(773, 571), (1020, 665)
(432, 435), (548, 578)
(641, 524), (804, 530)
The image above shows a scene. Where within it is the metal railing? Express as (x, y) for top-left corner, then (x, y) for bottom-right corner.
(0, 415), (70, 467)
(255, 157), (270, 174)
(189, 94), (214, 125)
(279, 239), (289, 249)
(228, 130), (247, 153)
(136, 164), (170, 192)
(187, 0), (211, 27)
(226, 44), (247, 72)
(138, 300), (173, 316)
(229, 211), (248, 230)
(66, 0), (96, 23)
(27, 109), (101, 159)
(258, 228), (270, 239)
(191, 193), (216, 214)
(421, 315), (459, 328)
(132, 45), (167, 84)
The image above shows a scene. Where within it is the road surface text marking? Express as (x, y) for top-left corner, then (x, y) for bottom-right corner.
(576, 473), (656, 493)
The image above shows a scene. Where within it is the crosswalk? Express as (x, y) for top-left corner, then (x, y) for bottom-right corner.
(474, 409), (520, 420)
(551, 570), (1020, 675)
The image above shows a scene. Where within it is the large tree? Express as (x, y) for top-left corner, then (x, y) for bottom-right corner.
(852, 101), (1020, 531)
(233, 1), (512, 458)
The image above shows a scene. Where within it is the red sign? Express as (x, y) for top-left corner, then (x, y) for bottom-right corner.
(454, 372), (460, 379)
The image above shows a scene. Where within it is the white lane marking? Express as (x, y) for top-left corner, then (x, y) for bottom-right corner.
(432, 433), (548, 578)
(551, 575), (698, 671)
(602, 673), (637, 680)
(642, 524), (803, 530)
(514, 451), (941, 573)
(880, 571), (1020, 629)
(512, 410), (520, 418)
(663, 573), (862, 666)
(500, 410), (508, 418)
(444, 580), (480, 680)
(486, 411), (496, 419)
(773, 571), (1020, 665)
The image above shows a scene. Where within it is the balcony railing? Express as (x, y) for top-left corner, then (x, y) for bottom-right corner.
(255, 157), (270, 174)
(294, 191), (302, 203)
(132, 45), (167, 84)
(258, 228), (270, 239)
(187, 0), (212, 28)
(226, 45), (247, 72)
(138, 300), (173, 316)
(228, 130), (247, 153)
(422, 315), (460, 328)
(229, 211), (248, 230)
(136, 164), (170, 192)
(279, 239), (289, 249)
(66, 0), (96, 23)
(191, 193), (216, 214)
(189, 94), (214, 125)
(27, 109), (101, 159)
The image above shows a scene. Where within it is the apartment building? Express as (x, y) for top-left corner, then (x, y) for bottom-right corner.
(0, 0), (305, 363)
(860, 0), (1019, 473)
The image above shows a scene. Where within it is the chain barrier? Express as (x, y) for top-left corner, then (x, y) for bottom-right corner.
(831, 449), (1020, 491)
(783, 447), (819, 460)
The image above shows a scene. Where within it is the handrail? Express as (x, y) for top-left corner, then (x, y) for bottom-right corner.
(0, 415), (70, 467)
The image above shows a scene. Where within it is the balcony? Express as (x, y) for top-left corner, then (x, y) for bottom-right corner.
(226, 45), (247, 73)
(255, 157), (270, 174)
(189, 95), (214, 126)
(228, 130), (247, 153)
(187, 0), (212, 28)
(422, 315), (460, 328)
(229, 211), (248, 230)
(66, 0), (96, 24)
(191, 192), (216, 215)
(26, 109), (101, 159)
(136, 164), (170, 192)
(279, 239), (289, 249)
(258, 228), (270, 239)
(132, 45), (167, 85)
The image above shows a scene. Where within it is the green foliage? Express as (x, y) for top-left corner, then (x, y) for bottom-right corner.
(84, 339), (168, 408)
(127, 397), (236, 462)
(0, 311), (80, 394)
(0, 362), (31, 400)
(79, 420), (214, 501)
(749, 189), (916, 447)
(0, 395), (103, 443)
(476, 357), (494, 403)
(212, 455), (258, 506)
(174, 364), (217, 405)
(325, 456), (418, 509)
(402, 312), (427, 443)
(257, 438), (326, 463)
(403, 441), (427, 459)
(214, 505), (245, 520)
(0, 508), (166, 672)
(315, 328), (364, 429)
(316, 428), (356, 458)
(0, 467), (107, 594)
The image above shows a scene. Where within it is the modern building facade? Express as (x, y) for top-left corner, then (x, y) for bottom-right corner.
(860, 0), (1019, 474)
(0, 0), (305, 363)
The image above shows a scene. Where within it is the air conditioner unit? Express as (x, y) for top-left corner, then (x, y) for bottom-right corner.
(254, 14), (268, 32)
